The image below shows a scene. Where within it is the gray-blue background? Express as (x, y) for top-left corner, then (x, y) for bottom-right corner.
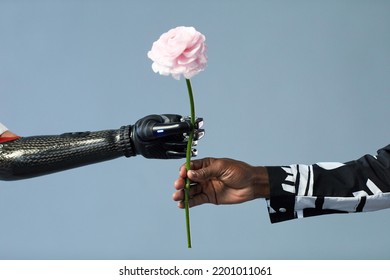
(1, 0), (389, 259)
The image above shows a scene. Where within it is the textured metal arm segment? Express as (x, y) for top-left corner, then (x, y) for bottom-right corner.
(0, 126), (134, 181)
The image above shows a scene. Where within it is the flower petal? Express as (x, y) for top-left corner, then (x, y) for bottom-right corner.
(147, 26), (207, 79)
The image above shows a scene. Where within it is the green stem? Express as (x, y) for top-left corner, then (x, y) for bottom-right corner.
(185, 78), (195, 248)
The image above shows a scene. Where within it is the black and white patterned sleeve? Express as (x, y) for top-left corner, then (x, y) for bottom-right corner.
(266, 145), (390, 223)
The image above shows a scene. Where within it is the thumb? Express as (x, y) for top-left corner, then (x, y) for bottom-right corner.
(188, 165), (219, 181)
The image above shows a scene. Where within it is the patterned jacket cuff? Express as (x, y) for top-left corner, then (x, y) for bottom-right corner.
(266, 166), (297, 223)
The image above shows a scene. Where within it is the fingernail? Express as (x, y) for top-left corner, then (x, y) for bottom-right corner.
(189, 170), (197, 178)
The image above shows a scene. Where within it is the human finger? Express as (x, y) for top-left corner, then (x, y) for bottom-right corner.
(176, 192), (211, 209)
(174, 177), (186, 190)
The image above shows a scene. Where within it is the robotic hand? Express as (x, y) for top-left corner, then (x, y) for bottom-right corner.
(0, 114), (204, 180)
(131, 114), (204, 159)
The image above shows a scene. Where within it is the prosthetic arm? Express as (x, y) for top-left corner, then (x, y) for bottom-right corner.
(0, 114), (204, 181)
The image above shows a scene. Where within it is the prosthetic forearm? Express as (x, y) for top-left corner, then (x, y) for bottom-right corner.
(0, 126), (134, 181)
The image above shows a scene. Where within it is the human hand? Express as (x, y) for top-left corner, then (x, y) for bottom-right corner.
(131, 114), (204, 159)
(173, 157), (270, 208)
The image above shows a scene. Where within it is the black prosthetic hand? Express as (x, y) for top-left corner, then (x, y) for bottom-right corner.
(131, 114), (204, 159)
(0, 114), (204, 180)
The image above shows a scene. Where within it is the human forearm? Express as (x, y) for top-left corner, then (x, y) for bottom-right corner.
(251, 166), (270, 199)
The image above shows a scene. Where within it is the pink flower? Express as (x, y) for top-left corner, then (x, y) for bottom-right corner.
(147, 26), (207, 80)
(147, 26), (208, 248)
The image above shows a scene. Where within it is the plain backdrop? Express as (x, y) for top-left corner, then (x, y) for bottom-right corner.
(1, 0), (390, 259)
